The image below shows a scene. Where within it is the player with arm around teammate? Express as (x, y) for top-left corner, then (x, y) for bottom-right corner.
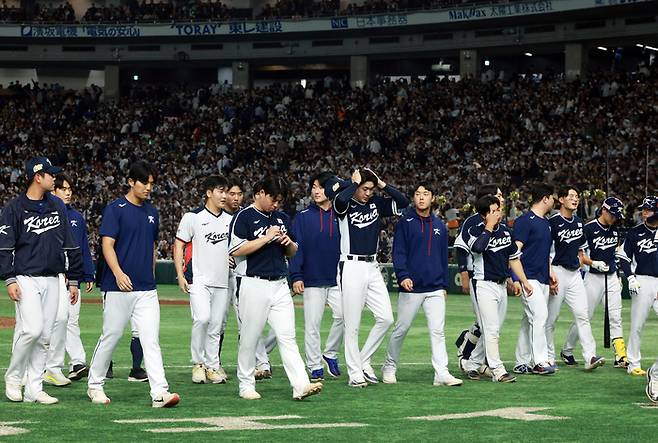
(43, 173), (96, 387)
(545, 186), (605, 371)
(458, 195), (533, 383)
(333, 168), (410, 387)
(174, 175), (233, 384)
(512, 183), (558, 376)
(618, 196), (658, 376)
(289, 172), (344, 382)
(561, 197), (627, 369)
(2, 157), (82, 404)
(381, 183), (462, 386)
(229, 176), (322, 400)
(87, 161), (179, 408)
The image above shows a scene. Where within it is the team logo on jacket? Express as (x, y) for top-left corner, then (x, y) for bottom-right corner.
(557, 228), (583, 243)
(592, 236), (617, 250)
(70, 220), (78, 227)
(487, 235), (512, 252)
(148, 216), (155, 224)
(24, 215), (60, 235)
(0, 224), (9, 235)
(637, 238), (657, 254)
(433, 228), (441, 236)
(205, 231), (229, 245)
(349, 208), (379, 229)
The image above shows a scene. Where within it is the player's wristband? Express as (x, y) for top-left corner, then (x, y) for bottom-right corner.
(68, 280), (79, 288)
(5, 277), (17, 286)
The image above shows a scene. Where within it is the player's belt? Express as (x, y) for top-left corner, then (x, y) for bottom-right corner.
(344, 254), (376, 263)
(556, 265), (580, 272)
(477, 277), (507, 284)
(246, 275), (287, 281)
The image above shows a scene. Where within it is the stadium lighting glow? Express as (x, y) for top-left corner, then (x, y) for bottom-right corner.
(524, 52), (533, 57)
(597, 46), (607, 51)
(484, 60), (491, 66)
(636, 43), (658, 52)
(133, 74), (139, 81)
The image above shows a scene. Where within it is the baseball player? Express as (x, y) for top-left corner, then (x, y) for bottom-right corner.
(618, 196), (658, 376)
(455, 194), (535, 383)
(218, 178), (273, 380)
(229, 176), (322, 400)
(455, 184), (504, 377)
(561, 197), (627, 368)
(332, 168), (409, 387)
(174, 175), (233, 384)
(87, 161), (179, 408)
(546, 186), (604, 371)
(382, 183), (462, 386)
(42, 174), (96, 386)
(512, 183), (558, 376)
(2, 157), (82, 405)
(290, 172), (344, 382)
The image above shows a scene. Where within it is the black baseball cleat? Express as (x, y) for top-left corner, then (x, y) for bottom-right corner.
(560, 352), (577, 366)
(128, 367), (148, 382)
(68, 364), (89, 381)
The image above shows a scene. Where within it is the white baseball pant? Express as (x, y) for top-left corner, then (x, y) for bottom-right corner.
(338, 259), (394, 383)
(515, 280), (550, 367)
(627, 275), (658, 371)
(303, 286), (343, 371)
(5, 275), (60, 399)
(88, 290), (169, 400)
(236, 277), (309, 397)
(190, 284), (230, 371)
(563, 273), (623, 354)
(382, 289), (451, 379)
(461, 281), (487, 372)
(222, 272), (271, 370)
(466, 281), (509, 377)
(546, 266), (597, 363)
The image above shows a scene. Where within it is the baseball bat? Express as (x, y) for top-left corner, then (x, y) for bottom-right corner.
(603, 272), (610, 348)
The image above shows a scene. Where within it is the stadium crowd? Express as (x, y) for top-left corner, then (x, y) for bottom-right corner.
(1, 0), (502, 23)
(0, 66), (655, 261)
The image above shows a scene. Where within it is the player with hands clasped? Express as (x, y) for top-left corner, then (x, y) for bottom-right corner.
(545, 186), (604, 372)
(174, 175), (233, 384)
(289, 172), (344, 382)
(87, 161), (180, 408)
(617, 196), (658, 376)
(456, 195), (532, 383)
(229, 177), (322, 401)
(2, 157), (83, 405)
(381, 183), (462, 386)
(561, 197), (628, 369)
(333, 168), (409, 387)
(512, 184), (558, 376)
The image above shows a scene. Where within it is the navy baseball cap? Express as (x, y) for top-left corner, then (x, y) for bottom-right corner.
(323, 175), (352, 200)
(638, 195), (658, 210)
(601, 197), (625, 219)
(25, 157), (62, 180)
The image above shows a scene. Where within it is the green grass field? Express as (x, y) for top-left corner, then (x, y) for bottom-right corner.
(1, 286), (657, 442)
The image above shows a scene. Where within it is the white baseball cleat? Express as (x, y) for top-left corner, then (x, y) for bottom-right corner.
(294, 382), (323, 400)
(43, 370), (72, 387)
(433, 374), (463, 387)
(216, 365), (229, 380)
(88, 388), (111, 405)
(192, 364), (207, 384)
(25, 391), (58, 405)
(240, 390), (262, 400)
(382, 370), (397, 384)
(152, 392), (180, 408)
(5, 383), (23, 402)
(206, 368), (227, 384)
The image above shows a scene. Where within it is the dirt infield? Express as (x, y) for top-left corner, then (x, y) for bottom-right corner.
(0, 316), (16, 329)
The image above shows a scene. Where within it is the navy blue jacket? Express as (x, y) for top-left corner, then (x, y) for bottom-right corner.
(617, 223), (658, 277)
(0, 193), (83, 286)
(393, 207), (448, 293)
(66, 205), (95, 283)
(289, 203), (340, 287)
